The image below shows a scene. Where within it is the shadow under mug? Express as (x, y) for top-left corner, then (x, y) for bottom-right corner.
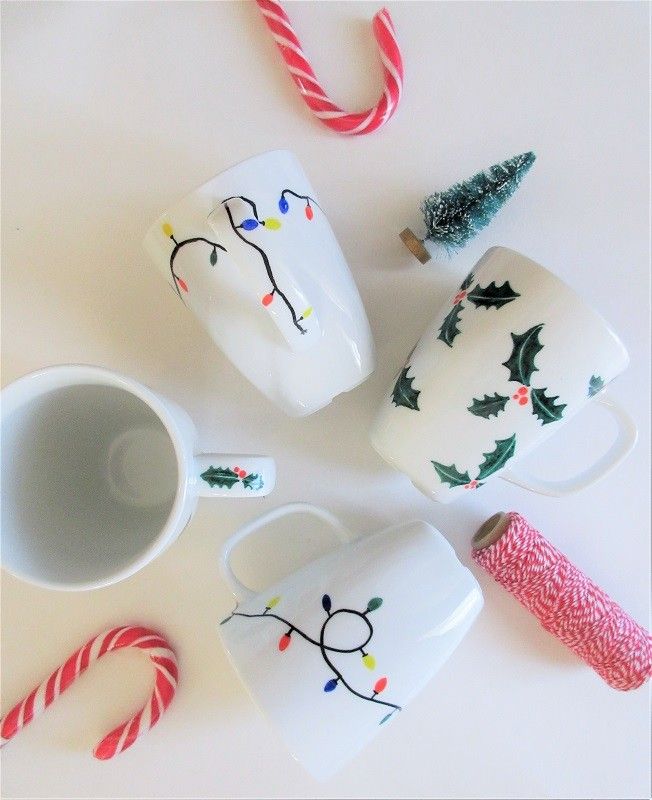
(370, 247), (638, 503)
(1, 365), (275, 590)
(218, 503), (482, 779)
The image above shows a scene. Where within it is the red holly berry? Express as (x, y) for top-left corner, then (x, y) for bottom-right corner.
(233, 466), (240, 473)
(519, 397), (528, 406)
(518, 386), (528, 395)
(238, 470), (247, 479)
(262, 293), (274, 307)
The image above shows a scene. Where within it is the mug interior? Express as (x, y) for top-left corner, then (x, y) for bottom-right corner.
(1, 380), (178, 588)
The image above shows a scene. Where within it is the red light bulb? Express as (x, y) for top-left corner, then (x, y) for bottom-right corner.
(305, 204), (314, 221)
(177, 277), (188, 293)
(279, 633), (292, 651)
(262, 293), (274, 306)
(374, 677), (388, 694)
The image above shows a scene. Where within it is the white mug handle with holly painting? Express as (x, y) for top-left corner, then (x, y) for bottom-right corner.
(207, 200), (320, 354)
(219, 503), (351, 603)
(194, 454), (275, 498)
(501, 391), (637, 496)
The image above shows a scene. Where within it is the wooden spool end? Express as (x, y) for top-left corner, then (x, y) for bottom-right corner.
(472, 512), (510, 550)
(399, 228), (431, 264)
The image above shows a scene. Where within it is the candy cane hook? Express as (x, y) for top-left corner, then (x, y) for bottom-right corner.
(0, 626), (178, 760)
(256, 0), (404, 135)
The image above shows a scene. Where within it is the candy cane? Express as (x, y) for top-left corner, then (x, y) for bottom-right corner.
(1, 626), (178, 759)
(256, 0), (404, 135)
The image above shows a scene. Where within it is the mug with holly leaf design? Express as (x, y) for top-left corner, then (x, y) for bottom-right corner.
(370, 247), (637, 503)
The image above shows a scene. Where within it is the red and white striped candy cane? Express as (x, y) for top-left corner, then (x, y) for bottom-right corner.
(256, 0), (404, 135)
(1, 626), (178, 760)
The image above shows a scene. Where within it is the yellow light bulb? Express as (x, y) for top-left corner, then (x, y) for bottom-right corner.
(266, 596), (281, 608)
(302, 307), (313, 319)
(264, 218), (281, 230)
(362, 653), (376, 670)
(162, 222), (174, 237)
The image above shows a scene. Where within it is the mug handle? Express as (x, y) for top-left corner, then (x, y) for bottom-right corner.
(207, 203), (319, 354)
(194, 454), (275, 499)
(220, 502), (351, 603)
(501, 391), (638, 497)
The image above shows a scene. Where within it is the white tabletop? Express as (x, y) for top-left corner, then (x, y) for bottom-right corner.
(1, 2), (649, 798)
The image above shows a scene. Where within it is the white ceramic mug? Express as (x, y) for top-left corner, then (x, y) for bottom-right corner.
(1, 365), (275, 590)
(143, 150), (375, 417)
(219, 503), (483, 779)
(370, 247), (638, 503)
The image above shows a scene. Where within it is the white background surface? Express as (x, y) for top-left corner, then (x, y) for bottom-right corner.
(1, 2), (650, 798)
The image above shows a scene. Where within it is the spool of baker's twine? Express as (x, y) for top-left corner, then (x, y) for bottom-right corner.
(472, 512), (651, 691)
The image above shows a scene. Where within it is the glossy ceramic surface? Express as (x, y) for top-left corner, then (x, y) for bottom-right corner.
(143, 150), (375, 417)
(370, 247), (637, 503)
(219, 503), (482, 779)
(0, 365), (275, 590)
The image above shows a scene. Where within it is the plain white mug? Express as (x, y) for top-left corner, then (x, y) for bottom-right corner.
(219, 503), (482, 779)
(143, 150), (375, 417)
(370, 247), (638, 503)
(1, 365), (275, 590)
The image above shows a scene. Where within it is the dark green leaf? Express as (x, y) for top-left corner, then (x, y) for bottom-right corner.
(391, 366), (421, 410)
(501, 324), (544, 386)
(468, 392), (510, 419)
(200, 466), (239, 489)
(210, 247), (218, 266)
(437, 303), (464, 347)
(588, 375), (604, 397)
(460, 271), (475, 291)
(242, 473), (264, 491)
(530, 388), (566, 425)
(476, 435), (517, 481)
(431, 461), (471, 488)
(466, 281), (520, 309)
(367, 597), (383, 612)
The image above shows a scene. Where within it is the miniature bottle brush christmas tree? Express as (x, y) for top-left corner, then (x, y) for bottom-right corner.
(400, 152), (536, 264)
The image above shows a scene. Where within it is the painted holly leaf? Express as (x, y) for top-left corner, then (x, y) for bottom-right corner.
(437, 303), (464, 347)
(468, 392), (510, 419)
(501, 324), (544, 386)
(210, 247), (218, 266)
(460, 271), (475, 291)
(530, 388), (566, 425)
(367, 597), (383, 612)
(588, 375), (605, 397)
(242, 473), (264, 491)
(466, 281), (520, 309)
(391, 367), (420, 410)
(476, 435), (517, 481)
(431, 460), (471, 488)
(200, 466), (239, 488)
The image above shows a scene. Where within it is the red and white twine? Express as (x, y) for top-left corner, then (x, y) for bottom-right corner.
(473, 512), (652, 691)
(0, 626), (178, 759)
(256, 0), (404, 135)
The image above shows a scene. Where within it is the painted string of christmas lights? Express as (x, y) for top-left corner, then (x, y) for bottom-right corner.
(221, 594), (402, 725)
(162, 223), (227, 299)
(222, 191), (319, 334)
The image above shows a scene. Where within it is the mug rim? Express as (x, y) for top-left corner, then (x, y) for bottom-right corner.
(143, 148), (295, 244)
(485, 246), (629, 367)
(0, 364), (191, 591)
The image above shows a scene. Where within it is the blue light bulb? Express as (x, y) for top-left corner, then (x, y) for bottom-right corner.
(241, 218), (258, 231)
(324, 678), (338, 692)
(278, 196), (289, 214)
